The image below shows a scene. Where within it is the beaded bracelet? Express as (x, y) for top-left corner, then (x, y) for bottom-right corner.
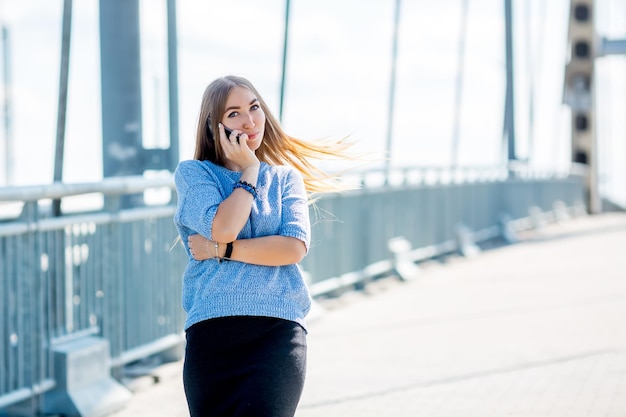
(233, 180), (258, 199)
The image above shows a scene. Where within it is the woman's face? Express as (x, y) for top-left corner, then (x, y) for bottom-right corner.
(221, 86), (266, 152)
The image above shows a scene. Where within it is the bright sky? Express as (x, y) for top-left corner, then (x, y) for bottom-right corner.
(0, 0), (624, 203)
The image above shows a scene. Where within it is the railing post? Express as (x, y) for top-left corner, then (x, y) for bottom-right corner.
(42, 337), (131, 417)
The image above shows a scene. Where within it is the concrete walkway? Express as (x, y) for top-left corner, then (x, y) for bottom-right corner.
(108, 212), (626, 417)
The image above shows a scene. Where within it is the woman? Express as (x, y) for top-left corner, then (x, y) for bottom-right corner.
(174, 75), (352, 416)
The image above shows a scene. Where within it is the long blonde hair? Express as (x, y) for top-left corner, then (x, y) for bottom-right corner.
(194, 75), (355, 195)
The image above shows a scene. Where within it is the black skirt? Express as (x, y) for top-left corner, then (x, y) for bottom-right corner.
(183, 316), (307, 417)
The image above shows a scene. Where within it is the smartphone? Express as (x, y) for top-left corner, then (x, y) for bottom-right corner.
(223, 126), (240, 144)
(223, 125), (234, 141)
(206, 119), (237, 143)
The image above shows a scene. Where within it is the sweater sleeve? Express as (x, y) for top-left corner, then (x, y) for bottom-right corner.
(174, 161), (223, 240)
(279, 168), (311, 252)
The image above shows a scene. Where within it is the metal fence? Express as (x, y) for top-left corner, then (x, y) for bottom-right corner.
(0, 177), (187, 413)
(300, 166), (586, 295)
(0, 166), (585, 414)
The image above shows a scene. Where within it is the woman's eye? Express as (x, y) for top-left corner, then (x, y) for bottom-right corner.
(227, 112), (238, 118)
(251, 104), (260, 111)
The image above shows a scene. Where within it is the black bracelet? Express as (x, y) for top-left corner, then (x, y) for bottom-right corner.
(233, 180), (257, 199)
(224, 242), (234, 260)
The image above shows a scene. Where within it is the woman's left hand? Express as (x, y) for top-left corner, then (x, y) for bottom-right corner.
(188, 234), (216, 261)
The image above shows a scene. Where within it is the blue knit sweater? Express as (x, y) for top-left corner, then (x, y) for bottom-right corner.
(174, 160), (312, 331)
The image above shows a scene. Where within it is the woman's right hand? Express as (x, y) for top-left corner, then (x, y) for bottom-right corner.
(218, 123), (259, 171)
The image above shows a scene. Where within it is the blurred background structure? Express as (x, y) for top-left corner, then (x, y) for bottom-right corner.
(0, 0), (624, 204)
(0, 0), (625, 416)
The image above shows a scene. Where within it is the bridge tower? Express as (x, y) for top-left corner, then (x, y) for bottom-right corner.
(99, 0), (179, 207)
(563, 0), (599, 213)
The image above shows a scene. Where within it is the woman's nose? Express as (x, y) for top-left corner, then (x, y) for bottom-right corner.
(242, 114), (256, 129)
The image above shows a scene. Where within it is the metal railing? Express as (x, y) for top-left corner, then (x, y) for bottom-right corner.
(0, 176), (187, 411)
(0, 166), (585, 413)
(301, 165), (586, 295)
